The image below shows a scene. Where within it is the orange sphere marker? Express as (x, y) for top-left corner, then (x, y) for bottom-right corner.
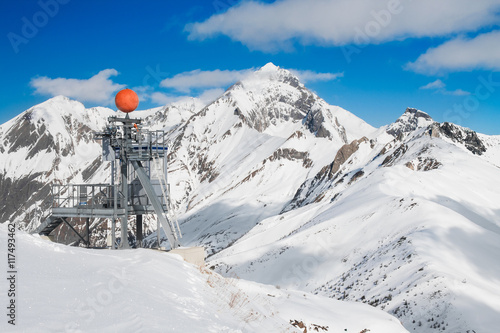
(115, 89), (139, 113)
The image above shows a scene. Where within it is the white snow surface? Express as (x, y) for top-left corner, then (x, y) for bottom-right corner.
(0, 224), (407, 332)
(210, 130), (500, 332)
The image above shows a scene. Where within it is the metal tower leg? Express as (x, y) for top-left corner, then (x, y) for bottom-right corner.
(131, 160), (180, 249)
(111, 218), (116, 249)
(157, 216), (160, 248)
(119, 159), (130, 249)
(136, 215), (142, 248)
(86, 218), (90, 248)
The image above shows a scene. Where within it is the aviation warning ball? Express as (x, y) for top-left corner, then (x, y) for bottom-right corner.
(115, 89), (139, 113)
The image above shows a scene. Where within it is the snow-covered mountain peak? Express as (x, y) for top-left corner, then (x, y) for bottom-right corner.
(254, 62), (301, 86)
(259, 61), (279, 72)
(19, 95), (116, 134)
(226, 62), (302, 96)
(31, 95), (89, 115)
(386, 107), (435, 138)
(213, 64), (370, 143)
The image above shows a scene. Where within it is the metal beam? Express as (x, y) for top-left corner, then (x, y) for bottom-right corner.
(131, 160), (180, 248)
(136, 215), (142, 248)
(119, 155), (130, 249)
(62, 218), (87, 245)
(86, 218), (90, 248)
(52, 207), (126, 218)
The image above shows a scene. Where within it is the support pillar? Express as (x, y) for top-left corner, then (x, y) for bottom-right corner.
(86, 218), (90, 248)
(157, 216), (161, 249)
(136, 215), (143, 248)
(119, 158), (130, 249)
(111, 218), (116, 249)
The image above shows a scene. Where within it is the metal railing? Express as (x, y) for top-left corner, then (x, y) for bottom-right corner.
(52, 183), (167, 213)
(112, 129), (168, 161)
(52, 184), (118, 209)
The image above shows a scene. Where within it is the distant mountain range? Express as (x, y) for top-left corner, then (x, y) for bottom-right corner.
(1, 63), (499, 332)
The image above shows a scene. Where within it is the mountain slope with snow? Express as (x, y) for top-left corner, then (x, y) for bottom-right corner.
(0, 223), (407, 332)
(209, 109), (500, 332)
(163, 63), (375, 254)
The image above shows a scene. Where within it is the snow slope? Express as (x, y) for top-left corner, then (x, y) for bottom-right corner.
(210, 114), (500, 332)
(0, 223), (407, 332)
(165, 63), (375, 254)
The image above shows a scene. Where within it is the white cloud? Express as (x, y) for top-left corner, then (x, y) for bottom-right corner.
(290, 70), (343, 83)
(150, 88), (225, 106)
(186, 0), (500, 51)
(197, 88), (226, 104)
(420, 79), (445, 90)
(160, 66), (342, 93)
(130, 86), (152, 104)
(407, 30), (500, 74)
(30, 69), (125, 104)
(443, 89), (470, 96)
(150, 92), (181, 105)
(419, 79), (470, 96)
(160, 69), (254, 93)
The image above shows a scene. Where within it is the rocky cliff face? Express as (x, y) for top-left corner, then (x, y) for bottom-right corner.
(438, 122), (486, 155)
(386, 107), (434, 138)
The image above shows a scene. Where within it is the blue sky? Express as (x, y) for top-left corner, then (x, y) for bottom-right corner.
(1, 0), (499, 134)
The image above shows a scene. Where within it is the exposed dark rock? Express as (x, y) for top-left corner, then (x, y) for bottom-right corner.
(197, 154), (219, 183)
(319, 137), (369, 180)
(267, 148), (313, 168)
(382, 144), (408, 167)
(428, 123), (441, 138)
(294, 92), (316, 115)
(283, 74), (301, 88)
(287, 131), (305, 140)
(406, 158), (442, 171)
(82, 157), (102, 182)
(0, 173), (51, 224)
(26, 132), (56, 159)
(438, 122), (486, 155)
(387, 108), (434, 138)
(303, 109), (332, 139)
(349, 170), (365, 184)
(6, 115), (45, 154)
(283, 137), (369, 213)
(231, 85), (317, 133)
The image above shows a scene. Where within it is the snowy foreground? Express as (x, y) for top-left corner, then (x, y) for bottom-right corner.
(0, 224), (407, 333)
